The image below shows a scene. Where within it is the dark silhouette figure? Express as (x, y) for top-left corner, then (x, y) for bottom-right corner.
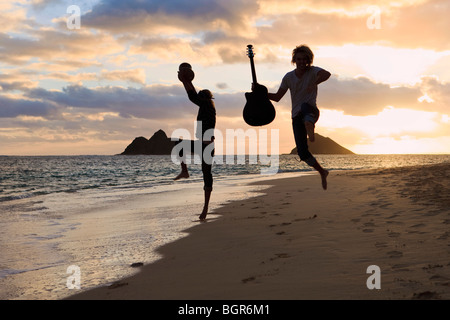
(268, 45), (330, 189)
(175, 63), (216, 220)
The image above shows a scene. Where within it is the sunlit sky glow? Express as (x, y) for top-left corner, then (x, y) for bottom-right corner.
(0, 0), (449, 155)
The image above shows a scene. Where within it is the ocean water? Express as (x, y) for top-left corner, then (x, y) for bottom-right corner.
(2, 154), (449, 204)
(0, 154), (449, 299)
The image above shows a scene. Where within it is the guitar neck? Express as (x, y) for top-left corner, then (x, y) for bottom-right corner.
(249, 56), (258, 84)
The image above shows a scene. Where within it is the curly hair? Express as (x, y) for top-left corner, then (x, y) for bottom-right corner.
(291, 45), (314, 67)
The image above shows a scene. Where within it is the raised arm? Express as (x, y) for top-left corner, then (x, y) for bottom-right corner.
(316, 69), (331, 85)
(268, 86), (288, 103)
(306, 69), (331, 93)
(178, 72), (196, 93)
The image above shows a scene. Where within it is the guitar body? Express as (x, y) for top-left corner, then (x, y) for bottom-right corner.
(243, 45), (276, 126)
(243, 83), (276, 126)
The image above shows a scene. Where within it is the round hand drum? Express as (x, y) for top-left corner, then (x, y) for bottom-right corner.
(178, 62), (195, 81)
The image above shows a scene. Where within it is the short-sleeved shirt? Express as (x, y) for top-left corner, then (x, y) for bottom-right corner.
(280, 66), (323, 118)
(187, 90), (216, 141)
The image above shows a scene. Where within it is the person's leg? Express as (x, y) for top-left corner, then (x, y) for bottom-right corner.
(312, 161), (329, 190)
(301, 103), (320, 142)
(173, 140), (194, 180)
(292, 115), (328, 190)
(174, 161), (189, 180)
(199, 188), (212, 221)
(199, 162), (213, 220)
(304, 121), (315, 142)
(292, 114), (315, 163)
(199, 143), (214, 220)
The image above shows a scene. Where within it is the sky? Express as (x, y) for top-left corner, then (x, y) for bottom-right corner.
(0, 0), (449, 155)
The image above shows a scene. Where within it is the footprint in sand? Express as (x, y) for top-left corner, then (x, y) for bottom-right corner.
(387, 214), (400, 219)
(412, 291), (441, 300)
(361, 211), (381, 218)
(423, 264), (444, 271)
(406, 223), (427, 234)
(388, 231), (401, 238)
(270, 253), (292, 261)
(437, 231), (450, 240)
(241, 276), (256, 283)
(379, 203), (393, 209)
(363, 222), (376, 231)
(391, 263), (410, 271)
(410, 223), (426, 228)
(387, 250), (403, 258)
(424, 210), (440, 217)
(386, 220), (404, 225)
(375, 242), (388, 248)
(242, 268), (280, 284)
(245, 216), (264, 220)
(293, 215), (317, 222)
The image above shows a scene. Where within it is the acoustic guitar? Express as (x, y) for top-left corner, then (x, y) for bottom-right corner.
(243, 44), (276, 126)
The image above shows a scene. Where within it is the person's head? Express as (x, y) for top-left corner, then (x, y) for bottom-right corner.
(291, 45), (314, 69)
(198, 89), (214, 101)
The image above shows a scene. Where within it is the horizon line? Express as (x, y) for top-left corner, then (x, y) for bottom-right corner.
(1, 153), (449, 157)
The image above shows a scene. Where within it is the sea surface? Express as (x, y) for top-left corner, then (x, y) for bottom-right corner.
(0, 154), (449, 299)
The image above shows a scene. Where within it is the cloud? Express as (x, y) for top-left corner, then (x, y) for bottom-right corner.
(83, 0), (259, 35)
(4, 75), (445, 124)
(0, 2), (29, 34)
(216, 82), (228, 89)
(420, 76), (450, 112)
(0, 95), (57, 118)
(21, 82), (249, 120)
(100, 69), (146, 85)
(0, 27), (123, 66)
(257, 0), (449, 50)
(24, 84), (188, 119)
(317, 76), (423, 116)
(1, 76), (447, 154)
(30, 0), (63, 11)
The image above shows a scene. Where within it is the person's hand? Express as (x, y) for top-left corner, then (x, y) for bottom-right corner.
(178, 71), (185, 82)
(252, 83), (262, 91)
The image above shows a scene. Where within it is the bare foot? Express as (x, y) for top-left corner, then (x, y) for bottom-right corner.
(305, 121), (315, 142)
(199, 205), (209, 220)
(174, 171), (189, 180)
(320, 169), (329, 190)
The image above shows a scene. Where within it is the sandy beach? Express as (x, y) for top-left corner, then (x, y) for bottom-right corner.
(68, 162), (450, 300)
